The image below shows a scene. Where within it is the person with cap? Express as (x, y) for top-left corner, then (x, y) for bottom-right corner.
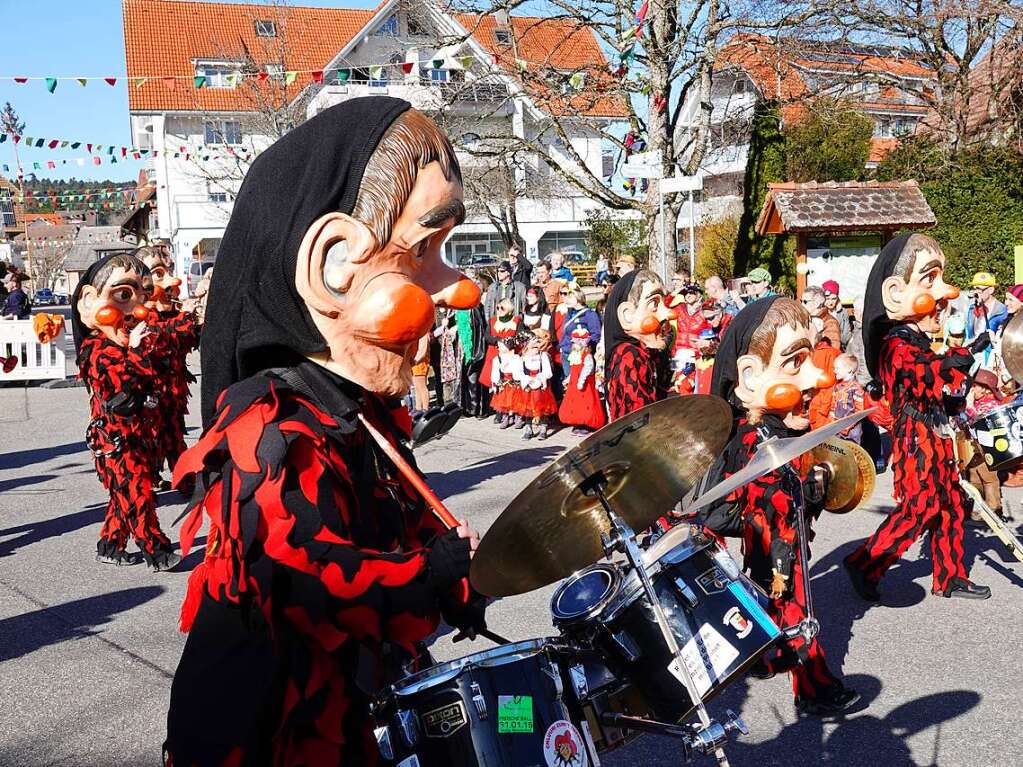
(822, 279), (852, 348)
(967, 271), (1007, 341)
(71, 252), (181, 570)
(163, 98), (487, 765)
(602, 268), (674, 419)
(742, 267), (775, 304)
(844, 233), (991, 602)
(707, 296), (860, 716)
(616, 253), (637, 277)
(667, 281), (709, 393)
(1004, 283), (1023, 320)
(963, 368), (1008, 525)
(483, 258), (525, 319)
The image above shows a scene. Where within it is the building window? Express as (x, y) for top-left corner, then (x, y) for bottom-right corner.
(429, 68), (448, 83)
(495, 28), (511, 45)
(204, 120), (243, 146)
(265, 63), (284, 81)
(198, 65), (237, 89)
(0, 187), (14, 227)
(255, 19), (276, 37)
(208, 191), (228, 203)
(376, 15), (398, 36)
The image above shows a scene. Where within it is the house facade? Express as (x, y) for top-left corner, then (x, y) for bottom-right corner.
(123, 0), (626, 286)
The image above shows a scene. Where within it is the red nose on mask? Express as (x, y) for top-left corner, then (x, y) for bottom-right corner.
(441, 278), (481, 310)
(946, 286), (960, 300)
(95, 305), (123, 327)
(911, 292), (936, 316)
(132, 305), (151, 321)
(362, 280), (435, 346)
(640, 315), (662, 335)
(765, 382), (802, 412)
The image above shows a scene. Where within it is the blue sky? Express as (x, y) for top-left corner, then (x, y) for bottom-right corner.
(0, 0), (377, 184)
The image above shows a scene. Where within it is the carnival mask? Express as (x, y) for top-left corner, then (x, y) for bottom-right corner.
(881, 238), (960, 335)
(76, 265), (150, 347)
(140, 252), (181, 312)
(296, 161), (480, 397)
(618, 274), (673, 350)
(734, 320), (832, 430)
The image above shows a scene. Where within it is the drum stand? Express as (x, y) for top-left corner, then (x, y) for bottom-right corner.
(578, 469), (748, 766)
(777, 463), (821, 645)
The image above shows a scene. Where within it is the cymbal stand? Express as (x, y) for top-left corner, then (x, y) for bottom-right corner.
(579, 470), (744, 766)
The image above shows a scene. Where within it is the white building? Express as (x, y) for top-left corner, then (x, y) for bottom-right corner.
(123, 0), (627, 282)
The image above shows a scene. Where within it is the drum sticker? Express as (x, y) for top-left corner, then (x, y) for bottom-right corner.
(397, 757), (420, 767)
(696, 566), (728, 595)
(667, 623), (740, 698)
(543, 720), (588, 767)
(421, 699), (467, 738)
(497, 695), (534, 733)
(722, 607), (753, 639)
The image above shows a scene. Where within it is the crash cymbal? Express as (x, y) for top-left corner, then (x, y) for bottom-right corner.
(686, 410), (872, 514)
(810, 438), (876, 513)
(1000, 312), (1023, 385)
(470, 395), (733, 597)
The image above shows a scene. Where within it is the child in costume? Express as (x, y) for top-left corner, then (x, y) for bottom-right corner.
(710, 296), (860, 716)
(71, 252), (180, 571)
(845, 233), (991, 601)
(830, 353), (865, 444)
(558, 325), (606, 435)
(491, 332), (525, 429)
(480, 297), (520, 400)
(518, 328), (557, 439)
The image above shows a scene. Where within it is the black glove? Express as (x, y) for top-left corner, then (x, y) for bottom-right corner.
(770, 538), (796, 580)
(444, 587), (489, 641)
(969, 331), (991, 354)
(426, 529), (472, 593)
(802, 464), (829, 508)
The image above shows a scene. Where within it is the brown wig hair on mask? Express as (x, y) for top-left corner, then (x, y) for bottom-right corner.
(88, 253), (149, 291)
(133, 245), (169, 267)
(893, 233), (940, 282)
(351, 109), (462, 246)
(746, 297), (810, 364)
(627, 269), (662, 303)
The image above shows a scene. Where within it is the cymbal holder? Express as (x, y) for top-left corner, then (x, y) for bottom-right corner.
(582, 470), (737, 767)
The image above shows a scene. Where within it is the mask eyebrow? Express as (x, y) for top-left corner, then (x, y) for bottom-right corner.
(110, 278), (141, 290)
(780, 338), (812, 357)
(417, 198), (466, 229)
(918, 259), (943, 274)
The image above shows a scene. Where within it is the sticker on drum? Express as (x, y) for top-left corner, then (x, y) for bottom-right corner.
(421, 699), (468, 738)
(722, 607), (753, 639)
(696, 566), (729, 595)
(397, 756), (421, 767)
(497, 695), (534, 733)
(667, 623), (740, 698)
(543, 720), (588, 767)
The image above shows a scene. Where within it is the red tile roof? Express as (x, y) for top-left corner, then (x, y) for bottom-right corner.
(123, 0), (373, 112)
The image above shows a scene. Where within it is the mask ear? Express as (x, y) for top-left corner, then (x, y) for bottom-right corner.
(296, 212), (376, 318)
(617, 301), (637, 337)
(733, 354), (764, 407)
(882, 274), (908, 317)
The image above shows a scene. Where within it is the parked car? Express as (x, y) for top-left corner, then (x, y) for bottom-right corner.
(34, 288), (56, 306)
(53, 292), (69, 305)
(560, 250), (590, 264)
(187, 260), (215, 296)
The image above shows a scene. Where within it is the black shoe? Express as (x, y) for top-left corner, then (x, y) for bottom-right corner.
(843, 556), (881, 602)
(796, 687), (862, 717)
(148, 551), (183, 572)
(939, 577), (991, 599)
(748, 660), (775, 680)
(96, 551), (142, 566)
(493, 412), (502, 424)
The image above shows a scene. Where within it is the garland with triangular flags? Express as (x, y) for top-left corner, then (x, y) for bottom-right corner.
(0, 131), (251, 163)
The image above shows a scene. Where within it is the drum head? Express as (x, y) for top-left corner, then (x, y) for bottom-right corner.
(394, 639), (553, 697)
(551, 565), (621, 623)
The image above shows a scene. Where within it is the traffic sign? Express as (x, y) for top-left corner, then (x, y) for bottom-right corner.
(660, 175), (704, 194)
(621, 163), (662, 179)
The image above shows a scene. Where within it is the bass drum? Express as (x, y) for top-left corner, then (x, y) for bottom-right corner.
(969, 396), (1023, 470)
(373, 639), (598, 767)
(551, 526), (781, 724)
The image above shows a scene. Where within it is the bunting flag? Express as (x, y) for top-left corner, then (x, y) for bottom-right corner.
(76, 78), (87, 87)
(1, 129), (249, 163)
(401, 62), (414, 75)
(45, 78), (57, 93)
(104, 77), (117, 86)
(369, 65), (383, 80)
(311, 70), (324, 83)
(569, 72), (586, 90)
(336, 68), (351, 82)
(257, 71), (269, 83)
(459, 55), (473, 70)
(133, 77), (146, 88)
(194, 75), (206, 89)
(284, 71), (298, 85)
(432, 59), (444, 69)
(163, 76), (176, 91)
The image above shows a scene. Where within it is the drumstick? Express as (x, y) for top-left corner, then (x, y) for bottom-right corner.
(357, 412), (459, 530)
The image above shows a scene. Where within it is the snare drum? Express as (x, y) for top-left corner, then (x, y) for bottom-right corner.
(373, 639), (599, 767)
(969, 396), (1023, 470)
(551, 527), (781, 723)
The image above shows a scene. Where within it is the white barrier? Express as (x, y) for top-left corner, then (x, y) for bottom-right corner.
(0, 319), (68, 382)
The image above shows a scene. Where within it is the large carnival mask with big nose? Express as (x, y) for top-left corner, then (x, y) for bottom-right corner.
(295, 161), (479, 397)
(140, 251), (181, 312)
(76, 260), (151, 347)
(617, 271), (674, 350)
(733, 304), (833, 430)
(881, 235), (960, 335)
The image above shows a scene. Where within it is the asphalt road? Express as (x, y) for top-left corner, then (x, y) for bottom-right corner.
(1, 374), (1022, 767)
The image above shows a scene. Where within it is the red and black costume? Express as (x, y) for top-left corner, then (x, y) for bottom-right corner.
(603, 270), (670, 421)
(845, 328), (973, 594)
(722, 417), (844, 701)
(147, 310), (201, 479)
(166, 363), (471, 765)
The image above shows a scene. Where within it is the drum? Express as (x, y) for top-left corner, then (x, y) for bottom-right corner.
(373, 639), (599, 767)
(551, 526), (781, 724)
(968, 396), (1023, 470)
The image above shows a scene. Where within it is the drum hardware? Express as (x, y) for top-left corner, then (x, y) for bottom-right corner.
(453, 627), (513, 645)
(1000, 312), (1023, 384)
(809, 438), (876, 514)
(373, 724), (394, 761)
(470, 682), (487, 719)
(959, 479), (1023, 563)
(396, 709), (419, 747)
(598, 708), (748, 758)
(581, 468), (740, 767)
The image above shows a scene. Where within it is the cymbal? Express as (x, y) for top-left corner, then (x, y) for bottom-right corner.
(1000, 312), (1023, 385)
(686, 410), (872, 514)
(810, 437), (876, 513)
(470, 396), (733, 597)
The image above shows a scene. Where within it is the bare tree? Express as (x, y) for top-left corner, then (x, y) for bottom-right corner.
(24, 236), (72, 292)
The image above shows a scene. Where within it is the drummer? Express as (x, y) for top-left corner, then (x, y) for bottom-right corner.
(710, 296), (862, 716)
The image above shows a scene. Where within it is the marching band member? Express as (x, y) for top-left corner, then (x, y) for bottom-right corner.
(711, 296), (860, 716)
(71, 252), (180, 570)
(164, 98), (487, 765)
(845, 233), (991, 601)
